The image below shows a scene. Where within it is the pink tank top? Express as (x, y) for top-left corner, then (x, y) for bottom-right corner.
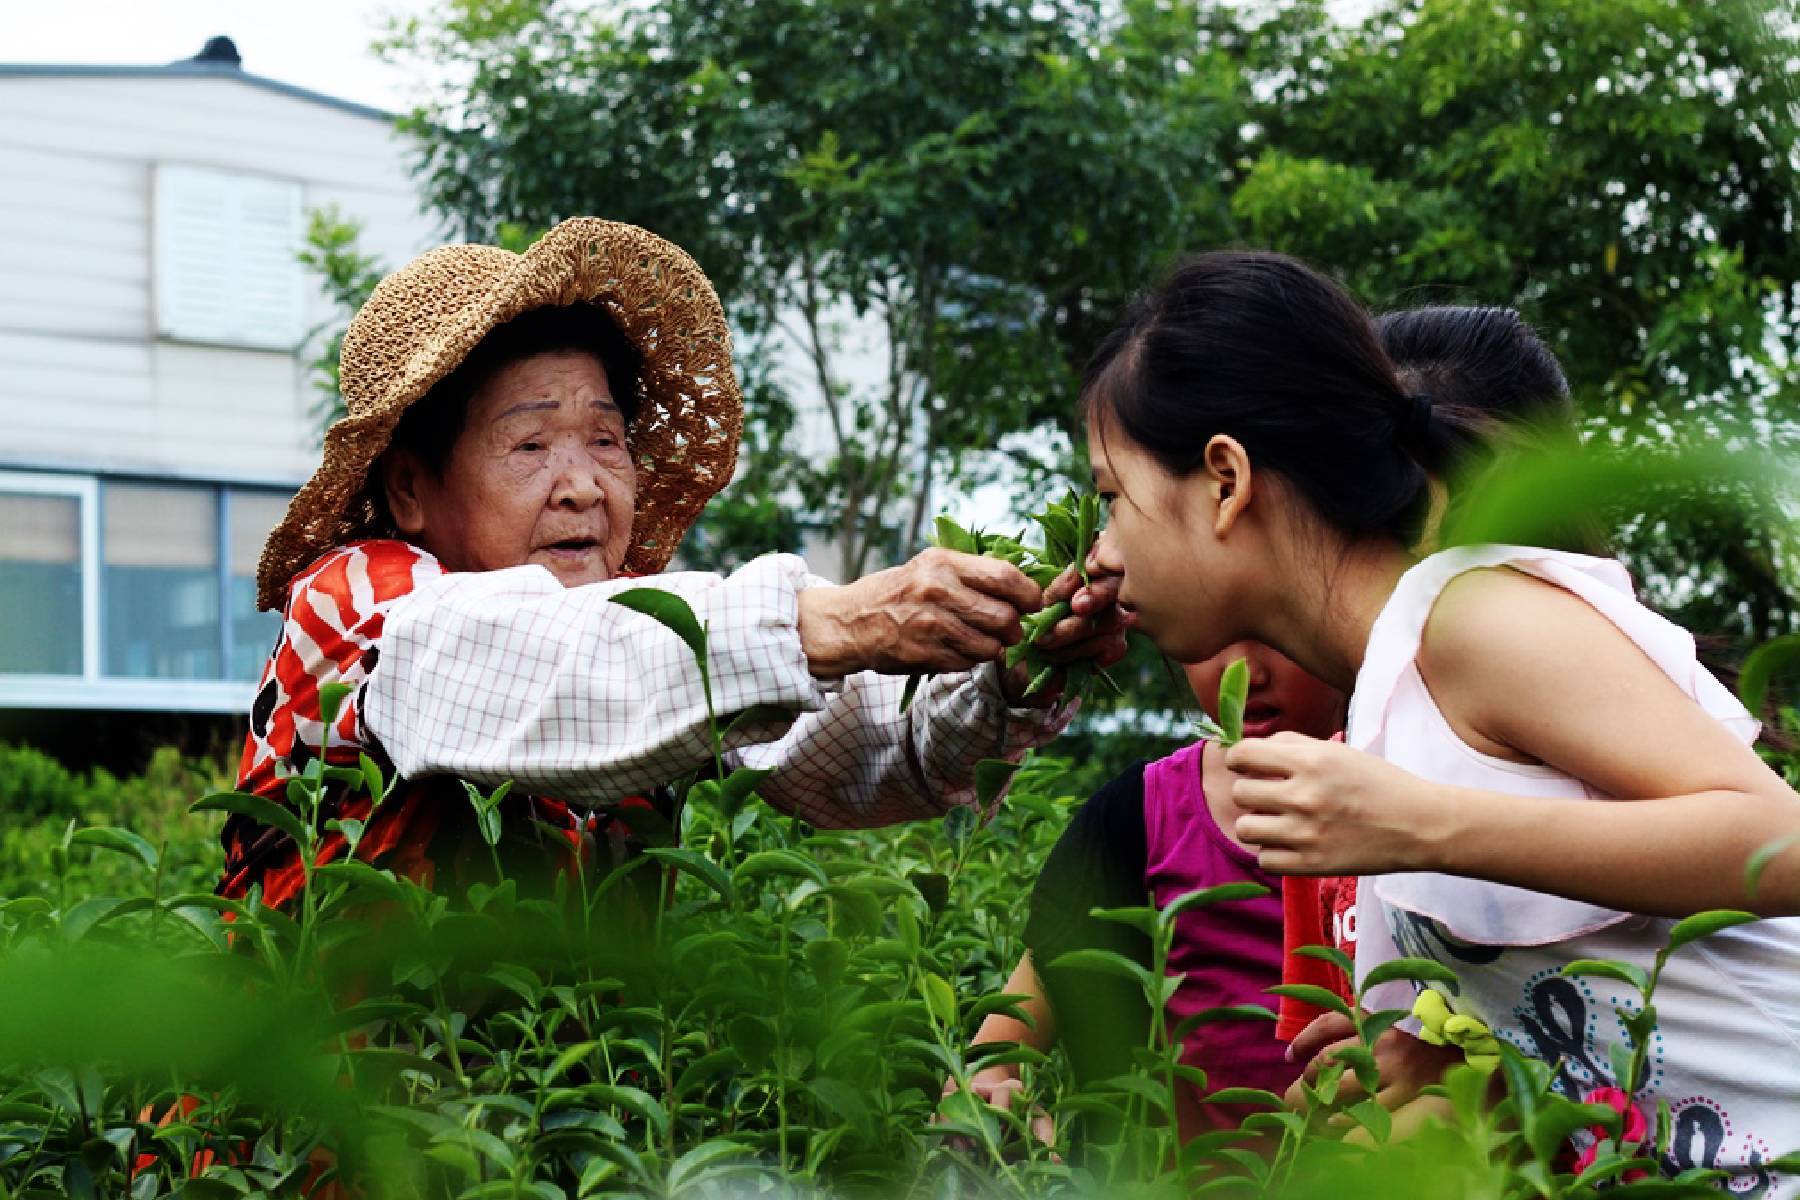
(1143, 740), (1298, 1133)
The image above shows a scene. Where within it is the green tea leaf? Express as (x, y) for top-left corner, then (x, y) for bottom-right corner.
(726, 1015), (775, 1069)
(1198, 1087), (1284, 1109)
(318, 680), (354, 733)
(586, 1084), (670, 1138)
(358, 751), (388, 804)
(735, 848), (829, 889)
(191, 791), (309, 848)
(1216, 657), (1249, 745)
(1562, 958), (1651, 993)
(941, 804), (978, 849)
(1330, 1044), (1381, 1095)
(68, 827), (158, 872)
(667, 1139), (754, 1190)
(644, 847), (733, 903)
(1358, 956), (1461, 994)
(1664, 909), (1758, 953)
(1176, 1004), (1279, 1034)
(610, 588), (709, 678)
(932, 516), (978, 554)
(716, 766), (773, 817)
(1739, 634), (1800, 714)
(1163, 881), (1271, 924)
(1088, 904), (1159, 938)
(1047, 948), (1155, 994)
(311, 860), (405, 903)
(974, 759), (1022, 810)
(1344, 1096), (1393, 1143)
(922, 972), (958, 1027)
(1265, 983), (1354, 1020)
(1293, 944), (1354, 978)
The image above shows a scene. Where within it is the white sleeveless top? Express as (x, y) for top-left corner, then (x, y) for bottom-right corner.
(1350, 545), (1800, 1191)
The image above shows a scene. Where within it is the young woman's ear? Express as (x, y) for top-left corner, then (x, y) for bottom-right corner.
(1203, 435), (1254, 537)
(381, 450), (430, 538)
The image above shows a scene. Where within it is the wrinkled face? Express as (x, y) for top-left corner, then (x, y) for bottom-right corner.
(389, 351), (637, 587)
(1087, 410), (1245, 664)
(1183, 641), (1344, 741)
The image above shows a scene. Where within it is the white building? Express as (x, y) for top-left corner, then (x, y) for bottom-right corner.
(0, 38), (440, 714)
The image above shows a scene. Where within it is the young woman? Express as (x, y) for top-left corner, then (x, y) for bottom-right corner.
(1083, 251), (1800, 1188)
(954, 305), (1580, 1147)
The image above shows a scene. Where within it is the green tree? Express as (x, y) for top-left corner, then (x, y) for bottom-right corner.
(297, 207), (387, 432)
(380, 0), (1242, 579)
(1231, 0), (1800, 640)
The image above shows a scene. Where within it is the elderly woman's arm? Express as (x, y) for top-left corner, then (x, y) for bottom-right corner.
(730, 659), (1072, 827)
(362, 551), (1070, 820)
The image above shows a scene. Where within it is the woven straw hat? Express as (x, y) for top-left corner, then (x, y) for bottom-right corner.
(256, 217), (743, 610)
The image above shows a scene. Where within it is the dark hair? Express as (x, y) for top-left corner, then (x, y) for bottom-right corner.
(1376, 303), (1610, 556)
(1376, 306), (1571, 428)
(388, 302), (643, 477)
(1082, 251), (1488, 545)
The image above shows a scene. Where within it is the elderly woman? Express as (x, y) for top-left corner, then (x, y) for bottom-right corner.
(220, 219), (1124, 905)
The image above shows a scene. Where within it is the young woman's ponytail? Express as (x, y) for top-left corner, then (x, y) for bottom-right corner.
(1391, 388), (1497, 485)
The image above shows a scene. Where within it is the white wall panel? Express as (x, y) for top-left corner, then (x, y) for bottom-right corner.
(0, 70), (438, 482)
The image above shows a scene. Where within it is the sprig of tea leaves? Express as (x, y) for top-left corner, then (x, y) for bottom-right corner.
(902, 491), (1114, 710)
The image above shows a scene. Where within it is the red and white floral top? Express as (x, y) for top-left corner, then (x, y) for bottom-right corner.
(224, 540), (623, 906)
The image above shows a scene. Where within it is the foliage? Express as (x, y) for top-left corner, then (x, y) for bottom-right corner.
(297, 207), (389, 432)
(0, 744), (226, 903)
(373, 0), (1800, 631)
(917, 492), (1112, 708)
(1192, 658), (1250, 748)
(2, 587), (1797, 1196)
(1240, 0), (1800, 640)
(378, 0), (1239, 580)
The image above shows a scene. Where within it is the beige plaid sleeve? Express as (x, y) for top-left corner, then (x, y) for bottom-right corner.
(363, 554), (835, 803)
(731, 572), (1079, 828)
(363, 555), (1076, 822)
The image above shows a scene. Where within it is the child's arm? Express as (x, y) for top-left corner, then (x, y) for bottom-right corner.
(943, 953), (1057, 1147)
(1228, 570), (1800, 916)
(971, 952), (1058, 1054)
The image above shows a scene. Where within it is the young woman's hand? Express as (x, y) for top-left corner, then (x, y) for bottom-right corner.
(1283, 1010), (1463, 1115)
(1224, 733), (1453, 874)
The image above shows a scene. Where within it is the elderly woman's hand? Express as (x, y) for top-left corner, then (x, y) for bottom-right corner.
(996, 565), (1131, 706)
(797, 548), (1044, 678)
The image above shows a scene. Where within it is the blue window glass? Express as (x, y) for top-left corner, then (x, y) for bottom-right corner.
(0, 492), (82, 674)
(228, 490), (289, 679)
(103, 482), (221, 679)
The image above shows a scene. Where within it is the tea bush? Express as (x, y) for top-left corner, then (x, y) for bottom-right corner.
(0, 744), (227, 903)
(0, 591), (1793, 1198)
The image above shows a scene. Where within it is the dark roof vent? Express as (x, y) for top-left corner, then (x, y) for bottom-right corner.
(188, 36), (242, 67)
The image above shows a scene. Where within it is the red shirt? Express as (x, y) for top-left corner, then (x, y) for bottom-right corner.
(1275, 874), (1359, 1041)
(219, 540), (649, 908)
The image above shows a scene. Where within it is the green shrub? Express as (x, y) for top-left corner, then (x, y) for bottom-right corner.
(0, 742), (96, 821)
(0, 596), (1782, 1198)
(0, 743), (227, 902)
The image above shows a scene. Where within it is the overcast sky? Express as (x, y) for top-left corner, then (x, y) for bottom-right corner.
(4, 1), (1381, 115)
(1, 0), (436, 112)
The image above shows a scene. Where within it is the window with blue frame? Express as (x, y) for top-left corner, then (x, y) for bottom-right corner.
(103, 482), (221, 679)
(0, 473), (291, 688)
